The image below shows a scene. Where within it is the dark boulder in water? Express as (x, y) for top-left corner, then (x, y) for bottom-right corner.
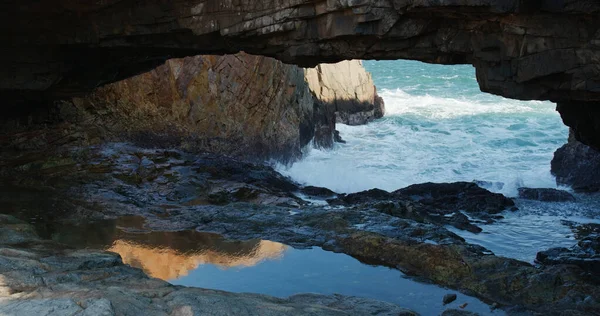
(393, 182), (515, 215)
(552, 130), (600, 192)
(328, 188), (394, 205)
(517, 188), (576, 202)
(326, 183), (518, 233)
(299, 186), (338, 198)
(443, 293), (457, 305)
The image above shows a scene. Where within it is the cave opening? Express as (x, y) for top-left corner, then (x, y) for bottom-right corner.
(1, 55), (599, 316)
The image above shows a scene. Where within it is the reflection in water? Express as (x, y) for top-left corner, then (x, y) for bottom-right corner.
(173, 247), (502, 316)
(33, 216), (500, 315)
(110, 239), (286, 280)
(45, 217), (287, 280)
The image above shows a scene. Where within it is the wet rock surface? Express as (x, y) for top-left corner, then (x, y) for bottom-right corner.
(552, 131), (600, 192)
(537, 223), (600, 274)
(328, 182), (516, 233)
(0, 143), (599, 315)
(0, 216), (417, 316)
(518, 188), (576, 202)
(394, 182), (515, 215)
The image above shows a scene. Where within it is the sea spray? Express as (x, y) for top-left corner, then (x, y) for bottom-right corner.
(277, 60), (568, 197)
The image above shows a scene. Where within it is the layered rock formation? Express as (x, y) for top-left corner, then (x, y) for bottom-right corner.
(64, 53), (318, 161)
(1, 53), (383, 161)
(3, 1), (600, 147)
(552, 129), (600, 192)
(305, 60), (385, 125)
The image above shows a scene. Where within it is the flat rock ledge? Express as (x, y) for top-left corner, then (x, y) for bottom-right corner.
(0, 143), (599, 316)
(0, 215), (416, 316)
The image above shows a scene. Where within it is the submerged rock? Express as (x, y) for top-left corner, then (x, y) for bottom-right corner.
(518, 187), (576, 202)
(443, 293), (458, 305)
(0, 215), (418, 316)
(472, 180), (504, 191)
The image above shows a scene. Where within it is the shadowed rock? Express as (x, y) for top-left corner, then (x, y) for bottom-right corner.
(537, 223), (600, 274)
(518, 188), (576, 202)
(1, 143), (599, 315)
(394, 182), (515, 215)
(552, 130), (600, 192)
(4, 1), (600, 147)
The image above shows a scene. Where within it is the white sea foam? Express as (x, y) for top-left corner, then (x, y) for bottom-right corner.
(278, 87), (565, 197)
(276, 59), (594, 264)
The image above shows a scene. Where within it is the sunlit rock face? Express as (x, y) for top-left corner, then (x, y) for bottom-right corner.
(1, 52), (382, 161)
(109, 239), (287, 281)
(64, 53), (317, 161)
(305, 60), (384, 125)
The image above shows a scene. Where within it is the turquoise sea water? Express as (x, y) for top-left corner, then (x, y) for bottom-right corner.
(279, 60), (568, 197)
(277, 60), (600, 263)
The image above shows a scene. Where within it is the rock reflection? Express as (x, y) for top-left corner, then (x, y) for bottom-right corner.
(110, 238), (287, 280)
(46, 217), (288, 281)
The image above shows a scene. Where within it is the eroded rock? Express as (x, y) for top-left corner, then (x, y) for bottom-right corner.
(1, 143), (599, 315)
(4, 1), (600, 148)
(552, 130), (600, 192)
(518, 188), (576, 202)
(537, 223), (600, 274)
(394, 182), (515, 215)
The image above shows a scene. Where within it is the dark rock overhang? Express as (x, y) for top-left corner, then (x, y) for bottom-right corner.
(3, 0), (600, 146)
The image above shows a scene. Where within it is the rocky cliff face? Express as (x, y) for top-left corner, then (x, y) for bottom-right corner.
(3, 1), (600, 147)
(552, 129), (600, 192)
(65, 53), (317, 161)
(305, 60), (384, 125)
(0, 53), (382, 161)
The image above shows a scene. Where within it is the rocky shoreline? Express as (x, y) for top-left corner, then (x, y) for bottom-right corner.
(0, 142), (598, 315)
(2, 54), (383, 164)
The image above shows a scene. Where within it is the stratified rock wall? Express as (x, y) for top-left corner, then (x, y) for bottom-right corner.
(305, 60), (385, 125)
(0, 53), (383, 161)
(67, 53), (316, 161)
(3, 0), (600, 148)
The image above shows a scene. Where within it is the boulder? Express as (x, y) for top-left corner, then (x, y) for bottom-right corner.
(305, 60), (385, 125)
(517, 188), (576, 202)
(552, 130), (600, 192)
(394, 182), (515, 215)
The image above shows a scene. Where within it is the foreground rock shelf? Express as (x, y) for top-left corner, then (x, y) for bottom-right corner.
(0, 143), (598, 315)
(0, 215), (417, 316)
